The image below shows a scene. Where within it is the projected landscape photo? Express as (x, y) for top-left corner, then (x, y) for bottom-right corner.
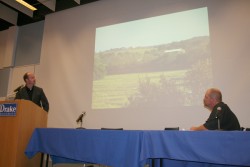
(92, 7), (212, 109)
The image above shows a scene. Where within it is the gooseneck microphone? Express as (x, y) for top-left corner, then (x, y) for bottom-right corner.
(76, 112), (86, 129)
(14, 85), (24, 92)
(76, 112), (86, 123)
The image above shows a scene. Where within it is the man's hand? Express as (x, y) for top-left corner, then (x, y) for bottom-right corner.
(190, 125), (208, 131)
(190, 126), (197, 131)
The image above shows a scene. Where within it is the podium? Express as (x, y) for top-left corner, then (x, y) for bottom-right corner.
(0, 100), (48, 167)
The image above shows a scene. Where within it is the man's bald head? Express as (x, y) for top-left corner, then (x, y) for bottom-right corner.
(207, 88), (222, 102)
(23, 72), (36, 88)
(23, 72), (33, 81)
(203, 88), (222, 110)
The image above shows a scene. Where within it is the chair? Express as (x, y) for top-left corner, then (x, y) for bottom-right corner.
(40, 153), (49, 167)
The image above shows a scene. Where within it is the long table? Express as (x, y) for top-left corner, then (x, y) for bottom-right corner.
(25, 128), (250, 167)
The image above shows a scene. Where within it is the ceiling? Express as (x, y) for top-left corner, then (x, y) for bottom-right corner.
(0, 0), (100, 31)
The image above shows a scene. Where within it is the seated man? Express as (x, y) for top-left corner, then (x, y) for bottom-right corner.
(191, 88), (240, 131)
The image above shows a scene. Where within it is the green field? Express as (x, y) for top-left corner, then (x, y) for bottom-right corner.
(92, 70), (187, 109)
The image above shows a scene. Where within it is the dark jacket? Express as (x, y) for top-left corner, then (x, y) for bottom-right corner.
(204, 102), (240, 130)
(15, 85), (49, 112)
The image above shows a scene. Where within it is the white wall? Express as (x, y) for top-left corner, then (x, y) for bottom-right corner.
(35, 0), (250, 130)
(8, 65), (36, 93)
(207, 0), (250, 128)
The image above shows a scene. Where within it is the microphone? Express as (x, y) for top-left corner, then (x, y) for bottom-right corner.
(215, 107), (222, 118)
(14, 85), (24, 92)
(215, 107), (222, 130)
(205, 106), (223, 130)
(76, 112), (86, 123)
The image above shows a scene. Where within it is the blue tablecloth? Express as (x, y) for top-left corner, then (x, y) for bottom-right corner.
(141, 130), (250, 167)
(25, 129), (250, 167)
(25, 128), (144, 167)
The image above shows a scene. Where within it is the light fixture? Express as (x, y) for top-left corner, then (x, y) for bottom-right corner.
(16, 0), (37, 11)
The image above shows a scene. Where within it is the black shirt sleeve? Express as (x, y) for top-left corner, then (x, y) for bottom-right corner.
(40, 88), (49, 112)
(204, 110), (218, 130)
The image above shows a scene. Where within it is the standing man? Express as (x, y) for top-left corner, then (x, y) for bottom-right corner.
(191, 88), (240, 131)
(15, 72), (49, 112)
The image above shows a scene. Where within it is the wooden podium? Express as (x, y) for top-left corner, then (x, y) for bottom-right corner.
(0, 100), (48, 167)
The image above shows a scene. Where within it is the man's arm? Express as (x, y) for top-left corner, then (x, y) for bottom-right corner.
(190, 125), (208, 131)
(40, 89), (49, 112)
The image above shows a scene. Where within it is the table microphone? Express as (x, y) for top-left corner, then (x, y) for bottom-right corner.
(215, 107), (222, 130)
(14, 85), (24, 92)
(76, 112), (86, 123)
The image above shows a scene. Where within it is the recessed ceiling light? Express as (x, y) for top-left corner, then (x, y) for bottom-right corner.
(16, 0), (37, 11)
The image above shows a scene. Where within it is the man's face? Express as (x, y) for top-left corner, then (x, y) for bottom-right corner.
(25, 73), (36, 86)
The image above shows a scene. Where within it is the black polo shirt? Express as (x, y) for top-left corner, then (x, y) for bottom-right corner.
(204, 102), (240, 131)
(26, 86), (33, 100)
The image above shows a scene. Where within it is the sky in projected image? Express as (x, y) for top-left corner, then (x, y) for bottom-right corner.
(92, 7), (213, 110)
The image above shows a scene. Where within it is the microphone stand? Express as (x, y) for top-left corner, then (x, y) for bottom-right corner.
(217, 117), (221, 130)
(77, 120), (84, 129)
(215, 109), (222, 130)
(76, 112), (86, 129)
